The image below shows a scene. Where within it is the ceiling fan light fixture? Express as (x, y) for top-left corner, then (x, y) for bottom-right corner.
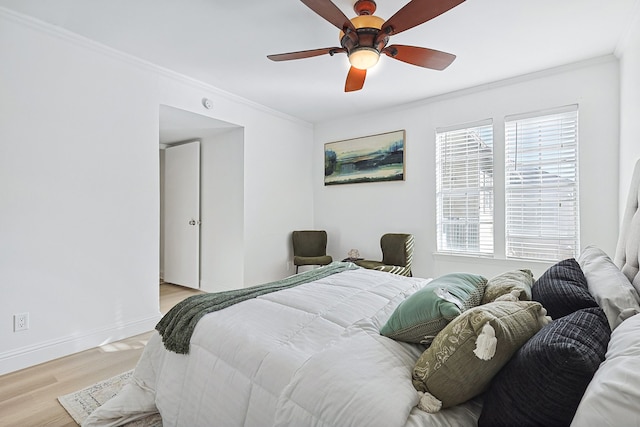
(351, 15), (385, 30)
(339, 15), (385, 39)
(349, 47), (380, 70)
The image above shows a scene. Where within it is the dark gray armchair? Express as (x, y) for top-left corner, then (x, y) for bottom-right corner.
(292, 230), (333, 273)
(354, 233), (414, 276)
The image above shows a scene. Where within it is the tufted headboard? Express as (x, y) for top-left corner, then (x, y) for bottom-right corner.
(614, 159), (640, 291)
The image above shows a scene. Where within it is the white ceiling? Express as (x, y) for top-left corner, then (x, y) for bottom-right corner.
(1, 0), (638, 125)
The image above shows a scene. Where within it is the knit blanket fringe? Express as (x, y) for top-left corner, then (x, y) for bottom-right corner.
(156, 262), (360, 354)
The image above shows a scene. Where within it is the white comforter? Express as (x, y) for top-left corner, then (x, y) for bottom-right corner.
(84, 269), (482, 426)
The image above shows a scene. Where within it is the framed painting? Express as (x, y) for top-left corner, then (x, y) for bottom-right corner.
(324, 130), (405, 186)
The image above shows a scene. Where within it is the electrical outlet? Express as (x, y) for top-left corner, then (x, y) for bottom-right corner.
(14, 312), (29, 332)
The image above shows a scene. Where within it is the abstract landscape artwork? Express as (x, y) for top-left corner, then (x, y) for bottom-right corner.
(324, 130), (405, 186)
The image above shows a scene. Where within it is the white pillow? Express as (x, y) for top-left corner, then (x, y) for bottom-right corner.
(570, 312), (640, 426)
(578, 245), (640, 330)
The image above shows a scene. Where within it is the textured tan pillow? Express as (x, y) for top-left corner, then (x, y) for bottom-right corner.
(481, 269), (534, 304)
(412, 300), (549, 411)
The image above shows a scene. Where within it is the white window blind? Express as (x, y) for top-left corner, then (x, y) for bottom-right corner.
(505, 105), (579, 261)
(436, 120), (494, 256)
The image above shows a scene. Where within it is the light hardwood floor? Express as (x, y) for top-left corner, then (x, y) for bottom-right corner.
(0, 283), (202, 426)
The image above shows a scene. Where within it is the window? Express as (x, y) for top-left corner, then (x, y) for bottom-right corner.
(505, 105), (579, 261)
(436, 120), (494, 256)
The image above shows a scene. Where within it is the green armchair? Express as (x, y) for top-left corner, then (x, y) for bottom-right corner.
(292, 230), (333, 273)
(354, 233), (415, 276)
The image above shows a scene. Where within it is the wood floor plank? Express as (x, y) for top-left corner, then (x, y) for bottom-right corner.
(0, 283), (202, 426)
(0, 371), (57, 402)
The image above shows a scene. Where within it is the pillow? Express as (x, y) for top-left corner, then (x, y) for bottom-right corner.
(578, 245), (640, 329)
(481, 269), (534, 304)
(479, 307), (611, 427)
(412, 300), (550, 411)
(570, 311), (640, 426)
(380, 273), (487, 344)
(532, 258), (598, 319)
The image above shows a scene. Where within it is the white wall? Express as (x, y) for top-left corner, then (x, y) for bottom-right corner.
(0, 11), (161, 375)
(314, 57), (621, 280)
(618, 8), (640, 213)
(0, 10), (314, 374)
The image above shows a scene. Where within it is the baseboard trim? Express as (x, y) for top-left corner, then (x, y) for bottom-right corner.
(0, 313), (161, 376)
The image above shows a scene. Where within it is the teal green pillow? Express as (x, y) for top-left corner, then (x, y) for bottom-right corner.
(380, 273), (487, 344)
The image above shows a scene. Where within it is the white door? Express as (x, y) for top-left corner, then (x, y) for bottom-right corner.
(163, 141), (200, 289)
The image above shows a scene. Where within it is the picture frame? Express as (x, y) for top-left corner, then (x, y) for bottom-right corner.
(324, 130), (406, 185)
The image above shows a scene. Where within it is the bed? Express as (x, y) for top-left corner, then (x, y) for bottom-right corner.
(84, 159), (640, 427)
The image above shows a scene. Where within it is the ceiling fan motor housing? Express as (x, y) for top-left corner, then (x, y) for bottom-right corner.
(339, 14), (388, 65)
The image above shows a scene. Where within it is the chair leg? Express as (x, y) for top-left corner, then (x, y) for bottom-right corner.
(295, 265), (299, 274)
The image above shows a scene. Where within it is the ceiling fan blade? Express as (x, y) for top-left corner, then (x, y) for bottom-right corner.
(300, 0), (357, 33)
(345, 66), (366, 92)
(382, 45), (456, 70)
(380, 0), (465, 37)
(268, 47), (345, 61)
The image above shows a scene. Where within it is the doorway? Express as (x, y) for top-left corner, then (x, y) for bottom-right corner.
(159, 105), (245, 292)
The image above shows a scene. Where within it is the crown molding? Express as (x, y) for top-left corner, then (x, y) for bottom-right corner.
(0, 6), (311, 129)
(614, 0), (640, 57)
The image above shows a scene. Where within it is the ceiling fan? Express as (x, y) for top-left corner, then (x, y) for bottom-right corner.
(267, 0), (465, 92)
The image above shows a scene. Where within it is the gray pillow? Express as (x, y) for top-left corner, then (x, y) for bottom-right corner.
(578, 246), (640, 329)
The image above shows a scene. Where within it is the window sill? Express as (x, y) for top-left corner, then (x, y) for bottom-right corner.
(432, 252), (555, 278)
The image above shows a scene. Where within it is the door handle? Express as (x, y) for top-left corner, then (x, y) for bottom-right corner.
(189, 219), (196, 226)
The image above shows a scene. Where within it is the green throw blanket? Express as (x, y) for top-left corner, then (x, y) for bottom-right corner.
(156, 262), (360, 354)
